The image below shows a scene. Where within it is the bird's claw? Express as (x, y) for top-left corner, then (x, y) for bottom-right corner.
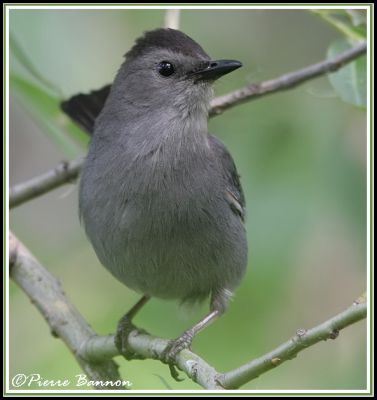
(162, 330), (194, 363)
(114, 314), (147, 360)
(161, 330), (194, 381)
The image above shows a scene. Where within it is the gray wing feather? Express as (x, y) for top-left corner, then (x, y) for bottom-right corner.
(60, 85), (111, 135)
(209, 135), (245, 222)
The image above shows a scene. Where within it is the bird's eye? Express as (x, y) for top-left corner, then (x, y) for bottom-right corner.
(157, 61), (175, 77)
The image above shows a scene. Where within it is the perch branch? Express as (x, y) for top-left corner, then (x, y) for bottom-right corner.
(9, 232), (123, 389)
(82, 333), (223, 390)
(9, 42), (366, 209)
(79, 300), (366, 390)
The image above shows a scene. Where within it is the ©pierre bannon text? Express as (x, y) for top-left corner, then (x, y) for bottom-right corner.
(11, 373), (132, 389)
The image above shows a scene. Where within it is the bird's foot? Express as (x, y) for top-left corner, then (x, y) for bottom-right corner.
(161, 330), (194, 381)
(114, 314), (148, 361)
(162, 330), (194, 363)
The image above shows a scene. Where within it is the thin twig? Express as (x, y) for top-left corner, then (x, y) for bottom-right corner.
(218, 301), (367, 389)
(164, 9), (181, 30)
(9, 158), (83, 208)
(9, 232), (123, 389)
(8, 42), (366, 209)
(209, 41), (367, 116)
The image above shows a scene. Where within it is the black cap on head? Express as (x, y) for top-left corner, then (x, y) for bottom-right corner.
(125, 28), (210, 61)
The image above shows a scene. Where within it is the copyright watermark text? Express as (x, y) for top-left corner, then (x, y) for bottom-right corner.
(12, 373), (132, 389)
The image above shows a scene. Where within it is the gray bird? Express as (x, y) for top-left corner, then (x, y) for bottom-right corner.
(63, 28), (248, 369)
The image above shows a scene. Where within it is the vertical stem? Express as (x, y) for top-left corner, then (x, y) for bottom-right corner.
(164, 9), (181, 30)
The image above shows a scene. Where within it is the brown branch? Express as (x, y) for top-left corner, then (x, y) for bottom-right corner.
(79, 300), (367, 389)
(81, 333), (223, 390)
(9, 42), (366, 209)
(210, 41), (367, 116)
(218, 300), (367, 389)
(9, 158), (83, 208)
(9, 231), (123, 390)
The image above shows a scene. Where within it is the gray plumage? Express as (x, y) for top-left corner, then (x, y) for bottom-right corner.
(78, 28), (247, 313)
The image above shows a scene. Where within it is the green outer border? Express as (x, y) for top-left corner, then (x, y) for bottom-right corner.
(368, 2), (374, 398)
(2, 3), (375, 6)
(4, 3), (374, 396)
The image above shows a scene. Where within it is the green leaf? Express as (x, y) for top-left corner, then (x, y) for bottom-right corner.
(10, 73), (89, 157)
(327, 38), (367, 108)
(10, 33), (63, 97)
(311, 9), (349, 18)
(311, 10), (366, 40)
(350, 24), (367, 39)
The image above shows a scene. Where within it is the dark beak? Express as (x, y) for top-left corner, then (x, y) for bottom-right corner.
(191, 59), (242, 81)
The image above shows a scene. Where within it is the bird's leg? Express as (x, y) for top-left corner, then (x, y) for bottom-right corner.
(115, 295), (150, 360)
(162, 309), (221, 361)
(162, 289), (232, 379)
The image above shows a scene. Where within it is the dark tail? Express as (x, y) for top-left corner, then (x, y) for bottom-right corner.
(60, 84), (111, 135)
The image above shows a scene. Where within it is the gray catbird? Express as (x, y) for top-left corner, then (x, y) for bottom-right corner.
(64, 28), (247, 367)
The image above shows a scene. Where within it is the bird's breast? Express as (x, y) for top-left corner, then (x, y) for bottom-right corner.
(118, 149), (222, 234)
(79, 137), (246, 301)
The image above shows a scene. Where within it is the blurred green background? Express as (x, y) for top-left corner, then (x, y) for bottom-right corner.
(9, 8), (367, 391)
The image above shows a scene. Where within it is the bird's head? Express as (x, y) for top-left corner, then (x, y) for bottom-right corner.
(110, 28), (242, 116)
